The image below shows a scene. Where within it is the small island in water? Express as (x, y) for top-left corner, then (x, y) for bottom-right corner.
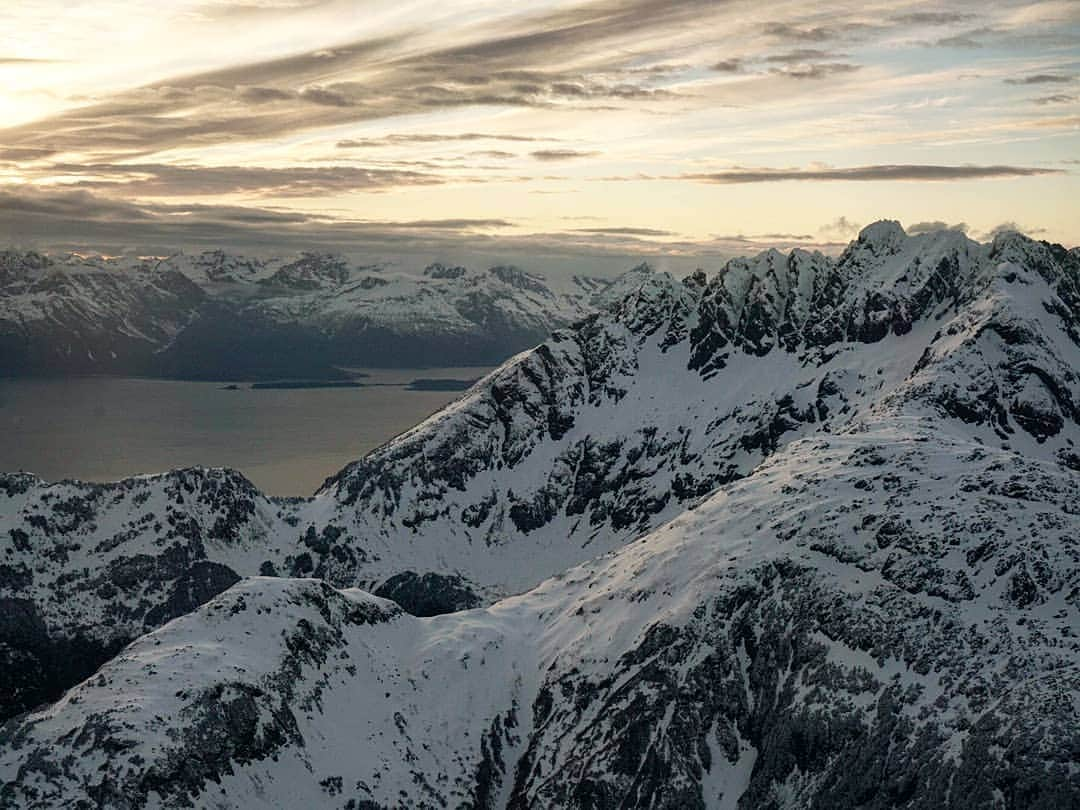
(251, 380), (365, 390)
(406, 378), (479, 391)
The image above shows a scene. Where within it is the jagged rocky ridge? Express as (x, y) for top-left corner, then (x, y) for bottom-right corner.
(0, 223), (1078, 808)
(0, 251), (623, 378)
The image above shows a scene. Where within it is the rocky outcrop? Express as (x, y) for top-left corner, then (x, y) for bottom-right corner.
(372, 571), (482, 616)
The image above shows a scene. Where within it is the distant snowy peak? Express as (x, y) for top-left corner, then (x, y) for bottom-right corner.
(588, 260), (657, 308)
(258, 252), (351, 290)
(0, 249), (207, 375)
(484, 263), (551, 294)
(183, 249), (268, 283)
(848, 217), (908, 256)
(423, 261), (468, 279)
(0, 249), (52, 285)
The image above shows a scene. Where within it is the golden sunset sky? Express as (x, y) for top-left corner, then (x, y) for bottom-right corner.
(1, 0), (1077, 263)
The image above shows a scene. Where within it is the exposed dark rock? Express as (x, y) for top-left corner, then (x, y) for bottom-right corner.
(144, 561), (242, 627)
(373, 571), (481, 617)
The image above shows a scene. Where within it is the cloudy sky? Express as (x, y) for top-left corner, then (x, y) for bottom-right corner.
(0, 0), (1077, 264)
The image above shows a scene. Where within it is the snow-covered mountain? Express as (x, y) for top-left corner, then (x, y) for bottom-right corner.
(0, 250), (619, 378)
(0, 250), (207, 376)
(1, 223), (1077, 808)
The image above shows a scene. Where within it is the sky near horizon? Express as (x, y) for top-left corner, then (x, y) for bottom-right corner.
(0, 0), (1077, 265)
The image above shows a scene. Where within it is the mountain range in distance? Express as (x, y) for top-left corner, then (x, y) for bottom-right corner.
(0, 251), (648, 380)
(0, 221), (1078, 808)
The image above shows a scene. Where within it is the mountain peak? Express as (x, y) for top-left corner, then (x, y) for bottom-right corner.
(682, 268), (708, 292)
(260, 253), (350, 290)
(856, 219), (907, 250)
(424, 262), (469, 279)
(989, 227), (1039, 258)
(486, 264), (549, 293)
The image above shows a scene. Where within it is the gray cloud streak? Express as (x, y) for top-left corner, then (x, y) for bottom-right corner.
(297, 86), (353, 106)
(711, 58), (743, 72)
(763, 22), (837, 42)
(44, 162), (450, 196)
(531, 149), (599, 161)
(763, 49), (848, 64)
(0, 184), (759, 262)
(192, 1), (341, 20)
(1005, 73), (1074, 85)
(573, 226), (674, 236)
(819, 216), (861, 237)
(907, 220), (968, 235)
(337, 133), (549, 148)
(386, 218), (515, 229)
(891, 12), (975, 25)
(676, 164), (1062, 183)
(770, 62), (860, 80)
(0, 185), (511, 251)
(1034, 93), (1075, 105)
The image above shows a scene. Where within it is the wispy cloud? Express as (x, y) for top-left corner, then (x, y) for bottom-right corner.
(1004, 73), (1073, 85)
(711, 58), (743, 73)
(0, 184), (757, 260)
(0, 0), (707, 162)
(238, 86), (295, 103)
(40, 162), (451, 196)
(0, 185), (512, 250)
(675, 164), (1062, 183)
(573, 226), (674, 236)
(192, 1), (341, 20)
(762, 22), (843, 42)
(907, 220), (968, 235)
(530, 149), (599, 162)
(0, 146), (58, 161)
(764, 49), (848, 64)
(337, 133), (549, 148)
(819, 216), (861, 238)
(982, 220), (1048, 239)
(752, 231), (815, 240)
(891, 11), (976, 26)
(1033, 93), (1075, 105)
(298, 86), (353, 107)
(933, 27), (998, 48)
(382, 218), (514, 229)
(770, 62), (861, 80)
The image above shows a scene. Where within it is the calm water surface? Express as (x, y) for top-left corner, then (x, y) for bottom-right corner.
(0, 368), (492, 496)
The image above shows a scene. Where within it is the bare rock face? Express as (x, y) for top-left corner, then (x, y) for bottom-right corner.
(372, 571), (482, 617)
(1, 224), (1078, 808)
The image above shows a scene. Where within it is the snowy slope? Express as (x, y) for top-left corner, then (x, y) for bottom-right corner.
(0, 250), (206, 375)
(0, 222), (1078, 808)
(1, 422), (1076, 808)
